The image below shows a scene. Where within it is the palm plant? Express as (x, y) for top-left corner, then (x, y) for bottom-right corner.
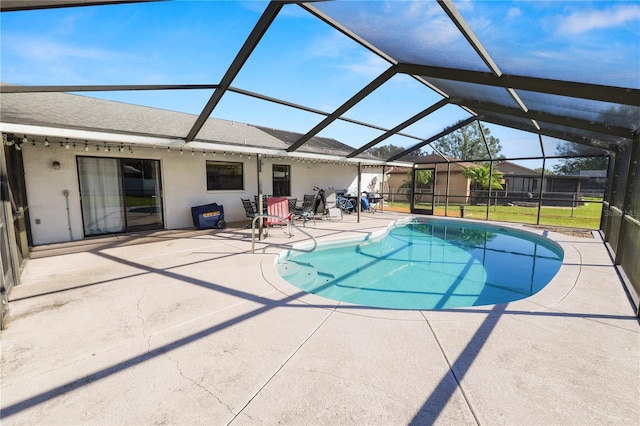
(461, 164), (504, 190)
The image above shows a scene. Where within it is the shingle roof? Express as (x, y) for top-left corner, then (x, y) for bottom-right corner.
(494, 161), (539, 176)
(0, 89), (377, 159)
(386, 154), (477, 174)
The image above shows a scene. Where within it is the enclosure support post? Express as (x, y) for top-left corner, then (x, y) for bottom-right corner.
(601, 154), (615, 233)
(409, 164), (416, 213)
(381, 165), (386, 212)
(615, 135), (640, 266)
(431, 165), (437, 214)
(478, 121), (493, 221)
(537, 134), (546, 225)
(256, 153), (264, 240)
(357, 162), (362, 223)
(486, 160), (493, 221)
(445, 162), (451, 216)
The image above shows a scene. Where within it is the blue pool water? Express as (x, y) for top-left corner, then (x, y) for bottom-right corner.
(277, 219), (564, 309)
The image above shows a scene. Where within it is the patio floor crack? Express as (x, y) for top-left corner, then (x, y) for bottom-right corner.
(135, 284), (151, 353)
(419, 310), (481, 425)
(225, 306), (337, 425)
(167, 353), (236, 417)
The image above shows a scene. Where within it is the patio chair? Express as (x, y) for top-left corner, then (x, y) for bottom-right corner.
(241, 198), (259, 226)
(265, 196), (293, 236)
(294, 194), (316, 227)
(254, 194), (268, 214)
(364, 191), (383, 213)
(323, 190), (342, 220)
(287, 198), (297, 214)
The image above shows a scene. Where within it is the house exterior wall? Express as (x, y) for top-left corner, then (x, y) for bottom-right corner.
(440, 172), (470, 200)
(386, 172), (408, 192)
(387, 169), (470, 202)
(22, 144), (369, 245)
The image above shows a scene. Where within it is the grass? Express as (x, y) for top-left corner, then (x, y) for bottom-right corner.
(382, 198), (603, 230)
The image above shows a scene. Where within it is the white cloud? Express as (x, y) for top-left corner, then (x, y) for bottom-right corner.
(307, 32), (352, 59)
(4, 34), (122, 63)
(558, 4), (640, 34)
(403, 0), (442, 18)
(506, 7), (522, 20)
(341, 53), (390, 78)
(467, 17), (492, 35)
(452, 0), (474, 13)
(306, 32), (389, 78)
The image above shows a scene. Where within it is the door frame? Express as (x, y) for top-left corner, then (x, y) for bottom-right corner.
(121, 158), (164, 233)
(411, 165), (436, 215)
(77, 156), (165, 237)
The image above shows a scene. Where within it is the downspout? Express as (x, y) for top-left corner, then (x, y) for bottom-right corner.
(63, 189), (72, 240)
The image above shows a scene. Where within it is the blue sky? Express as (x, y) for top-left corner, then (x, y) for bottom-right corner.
(1, 0), (638, 166)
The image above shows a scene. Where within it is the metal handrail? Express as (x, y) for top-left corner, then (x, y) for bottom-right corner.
(251, 214), (317, 253)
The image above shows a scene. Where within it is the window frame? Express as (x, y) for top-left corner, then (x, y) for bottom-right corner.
(272, 164), (291, 197)
(206, 160), (244, 191)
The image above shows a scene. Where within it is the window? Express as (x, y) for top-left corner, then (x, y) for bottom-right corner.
(272, 164), (290, 197)
(206, 161), (243, 190)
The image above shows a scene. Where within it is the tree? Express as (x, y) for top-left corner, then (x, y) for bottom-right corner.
(461, 164), (504, 190)
(553, 142), (609, 174)
(400, 169), (432, 201)
(434, 122), (503, 160)
(366, 144), (424, 160)
(534, 167), (555, 175)
(552, 104), (636, 174)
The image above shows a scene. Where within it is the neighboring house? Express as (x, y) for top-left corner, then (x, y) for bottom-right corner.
(495, 161), (593, 196)
(495, 161), (593, 206)
(494, 161), (540, 193)
(1, 90), (385, 246)
(385, 159), (598, 207)
(386, 154), (476, 203)
(566, 170), (607, 196)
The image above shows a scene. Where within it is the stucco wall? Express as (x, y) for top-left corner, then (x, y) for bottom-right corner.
(22, 144), (371, 245)
(388, 171), (470, 194)
(444, 173), (470, 199)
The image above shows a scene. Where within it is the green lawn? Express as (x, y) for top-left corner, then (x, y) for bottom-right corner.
(383, 198), (603, 230)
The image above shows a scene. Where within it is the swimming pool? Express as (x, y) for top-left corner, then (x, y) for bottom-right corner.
(277, 218), (564, 309)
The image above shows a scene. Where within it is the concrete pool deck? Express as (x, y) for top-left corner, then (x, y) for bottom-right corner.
(1, 212), (638, 425)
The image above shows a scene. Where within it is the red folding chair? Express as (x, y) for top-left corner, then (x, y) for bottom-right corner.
(265, 196), (293, 236)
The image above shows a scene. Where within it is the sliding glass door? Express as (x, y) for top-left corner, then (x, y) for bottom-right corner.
(78, 157), (125, 235)
(78, 157), (163, 237)
(122, 159), (163, 232)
